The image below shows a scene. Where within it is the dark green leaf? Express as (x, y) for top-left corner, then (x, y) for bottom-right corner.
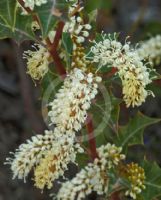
(35, 2), (57, 38)
(0, 1), (34, 42)
(84, 0), (112, 13)
(141, 160), (161, 200)
(115, 112), (161, 148)
(62, 32), (73, 68)
(0, 0), (17, 29)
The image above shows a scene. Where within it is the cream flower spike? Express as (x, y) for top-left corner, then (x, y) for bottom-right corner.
(136, 35), (161, 66)
(5, 130), (55, 181)
(89, 33), (153, 107)
(6, 131), (83, 189)
(57, 143), (125, 200)
(34, 135), (83, 190)
(23, 43), (51, 81)
(48, 68), (102, 138)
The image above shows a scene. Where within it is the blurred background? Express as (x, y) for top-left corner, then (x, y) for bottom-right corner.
(0, 0), (161, 199)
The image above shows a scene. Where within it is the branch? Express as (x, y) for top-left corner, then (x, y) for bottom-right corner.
(86, 114), (98, 161)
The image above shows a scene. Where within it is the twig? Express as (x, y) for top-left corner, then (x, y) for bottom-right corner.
(46, 21), (66, 78)
(86, 114), (98, 160)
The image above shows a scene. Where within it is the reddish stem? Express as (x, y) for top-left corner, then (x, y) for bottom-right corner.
(17, 0), (66, 78)
(86, 114), (98, 161)
(46, 21), (66, 78)
(18, 0), (39, 22)
(103, 67), (118, 79)
(110, 192), (121, 200)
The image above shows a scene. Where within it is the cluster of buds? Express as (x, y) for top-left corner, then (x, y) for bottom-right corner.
(72, 46), (91, 69)
(89, 33), (153, 107)
(64, 1), (92, 44)
(97, 143), (126, 169)
(56, 143), (125, 200)
(64, 15), (92, 44)
(137, 35), (161, 66)
(123, 163), (146, 199)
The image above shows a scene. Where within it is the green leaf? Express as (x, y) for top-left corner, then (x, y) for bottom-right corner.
(41, 65), (63, 104)
(141, 160), (161, 200)
(0, 14), (34, 41)
(0, 1), (34, 41)
(35, 2), (57, 38)
(62, 32), (73, 68)
(14, 14), (35, 41)
(0, 18), (13, 39)
(0, 0), (17, 29)
(116, 112), (160, 148)
(76, 153), (89, 169)
(84, 0), (112, 13)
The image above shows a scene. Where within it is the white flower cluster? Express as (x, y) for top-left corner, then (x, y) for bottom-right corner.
(57, 143), (125, 200)
(34, 135), (83, 190)
(57, 161), (108, 200)
(48, 68), (102, 137)
(97, 143), (125, 169)
(64, 16), (92, 44)
(89, 34), (153, 107)
(136, 35), (161, 66)
(6, 130), (83, 189)
(7, 68), (101, 190)
(64, 2), (91, 44)
(22, 0), (47, 10)
(6, 130), (55, 180)
(23, 44), (50, 81)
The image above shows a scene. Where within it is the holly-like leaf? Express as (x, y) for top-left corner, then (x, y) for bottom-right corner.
(62, 32), (73, 68)
(0, 0), (34, 42)
(0, 0), (17, 29)
(115, 112), (160, 148)
(35, 2), (57, 38)
(141, 160), (161, 200)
